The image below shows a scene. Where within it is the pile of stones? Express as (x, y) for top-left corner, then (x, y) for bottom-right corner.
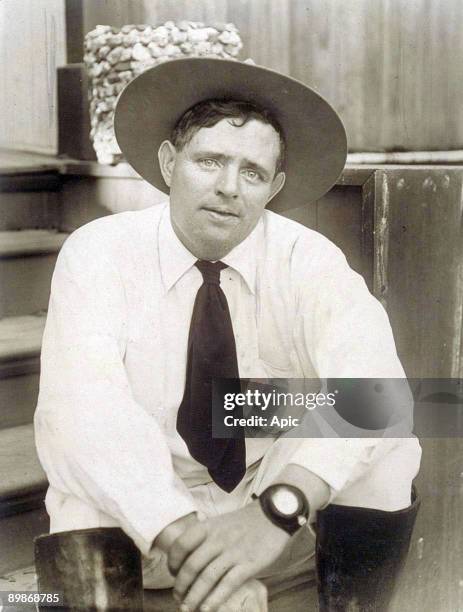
(84, 21), (243, 164)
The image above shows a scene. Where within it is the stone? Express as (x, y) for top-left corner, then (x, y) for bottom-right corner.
(188, 28), (209, 43)
(84, 20), (243, 165)
(114, 61), (132, 72)
(195, 41), (212, 55)
(171, 29), (187, 44)
(132, 42), (151, 61)
(148, 42), (163, 58)
(108, 33), (123, 47)
(152, 26), (169, 47)
(180, 42), (193, 54)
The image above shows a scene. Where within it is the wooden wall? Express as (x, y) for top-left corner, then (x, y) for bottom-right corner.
(78, 0), (463, 152)
(1, 0), (462, 155)
(0, 0), (67, 154)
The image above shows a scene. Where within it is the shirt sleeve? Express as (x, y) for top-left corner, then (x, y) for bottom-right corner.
(289, 235), (419, 499)
(34, 225), (198, 556)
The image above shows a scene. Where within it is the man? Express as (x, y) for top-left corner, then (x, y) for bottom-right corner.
(35, 58), (421, 611)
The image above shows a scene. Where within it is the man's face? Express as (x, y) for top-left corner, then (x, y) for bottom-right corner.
(160, 118), (285, 260)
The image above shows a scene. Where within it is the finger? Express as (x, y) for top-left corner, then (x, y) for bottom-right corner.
(174, 542), (221, 600)
(181, 556), (235, 612)
(217, 579), (268, 612)
(168, 522), (208, 576)
(193, 566), (250, 612)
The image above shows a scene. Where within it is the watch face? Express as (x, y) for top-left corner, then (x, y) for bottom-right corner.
(272, 487), (300, 517)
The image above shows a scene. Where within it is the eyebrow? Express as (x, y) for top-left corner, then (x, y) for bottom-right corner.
(193, 151), (272, 180)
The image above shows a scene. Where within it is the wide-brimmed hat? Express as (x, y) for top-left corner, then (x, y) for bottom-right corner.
(114, 57), (347, 212)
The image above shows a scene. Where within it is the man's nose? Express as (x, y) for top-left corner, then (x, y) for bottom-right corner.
(215, 167), (239, 199)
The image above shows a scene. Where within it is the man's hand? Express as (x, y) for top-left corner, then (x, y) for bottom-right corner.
(153, 512), (201, 554)
(168, 500), (290, 612)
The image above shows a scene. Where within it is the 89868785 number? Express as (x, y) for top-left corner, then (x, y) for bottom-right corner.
(0, 591), (62, 606)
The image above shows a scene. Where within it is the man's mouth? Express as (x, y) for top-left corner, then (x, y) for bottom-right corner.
(202, 206), (239, 219)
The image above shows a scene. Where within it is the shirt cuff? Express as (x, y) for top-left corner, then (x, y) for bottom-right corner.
(117, 486), (199, 557)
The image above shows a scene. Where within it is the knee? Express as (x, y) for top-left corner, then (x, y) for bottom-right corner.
(46, 487), (118, 534)
(403, 436), (422, 480)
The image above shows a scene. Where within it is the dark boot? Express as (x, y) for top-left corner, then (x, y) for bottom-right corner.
(34, 527), (144, 611)
(316, 488), (420, 611)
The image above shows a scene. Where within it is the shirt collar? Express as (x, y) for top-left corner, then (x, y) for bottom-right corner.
(158, 201), (260, 295)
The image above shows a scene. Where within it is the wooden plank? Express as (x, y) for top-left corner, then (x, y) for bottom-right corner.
(231, 0), (291, 73)
(0, 315), (46, 364)
(0, 150), (63, 175)
(373, 170), (390, 308)
(348, 150), (463, 165)
(374, 167), (463, 378)
(0, 191), (59, 232)
(280, 199), (317, 231)
(0, 507), (49, 575)
(287, 0), (463, 152)
(58, 175), (166, 231)
(0, 424), (47, 502)
(81, 0), (228, 34)
(0, 230), (68, 258)
(0, 0), (67, 154)
(65, 0), (84, 63)
(57, 64), (96, 162)
(0, 372), (40, 429)
(391, 438), (463, 612)
(0, 173), (61, 194)
(360, 172), (375, 292)
(0, 254), (58, 318)
(62, 160), (141, 179)
(315, 185), (365, 277)
(3, 0), (463, 154)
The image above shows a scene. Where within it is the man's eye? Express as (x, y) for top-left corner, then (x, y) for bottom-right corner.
(243, 169), (260, 182)
(199, 158), (219, 169)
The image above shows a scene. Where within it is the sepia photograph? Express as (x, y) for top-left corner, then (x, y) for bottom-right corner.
(0, 1), (462, 610)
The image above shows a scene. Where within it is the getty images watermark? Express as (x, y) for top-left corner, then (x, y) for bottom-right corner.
(222, 387), (337, 430)
(212, 378), (463, 438)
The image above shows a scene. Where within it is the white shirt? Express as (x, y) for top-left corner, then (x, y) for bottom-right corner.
(35, 201), (410, 556)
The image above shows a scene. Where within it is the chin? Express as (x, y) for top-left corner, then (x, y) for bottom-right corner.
(195, 236), (237, 261)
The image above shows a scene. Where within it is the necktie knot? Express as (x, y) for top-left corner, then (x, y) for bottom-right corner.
(195, 260), (227, 285)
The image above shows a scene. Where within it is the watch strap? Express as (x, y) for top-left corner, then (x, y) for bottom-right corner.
(252, 485), (309, 536)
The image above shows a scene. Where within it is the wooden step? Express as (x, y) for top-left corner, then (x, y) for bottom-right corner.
(0, 314), (46, 369)
(0, 314), (46, 429)
(0, 192), (59, 231)
(0, 373), (41, 430)
(0, 424), (49, 574)
(0, 230), (67, 258)
(0, 565), (318, 612)
(0, 424), (47, 511)
(0, 230), (68, 318)
(0, 508), (49, 577)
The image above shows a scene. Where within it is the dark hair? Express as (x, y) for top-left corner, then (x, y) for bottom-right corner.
(170, 99), (286, 174)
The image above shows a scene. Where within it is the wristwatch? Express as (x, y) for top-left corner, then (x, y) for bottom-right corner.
(252, 484), (310, 536)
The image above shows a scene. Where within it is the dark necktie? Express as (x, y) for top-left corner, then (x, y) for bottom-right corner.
(176, 260), (246, 492)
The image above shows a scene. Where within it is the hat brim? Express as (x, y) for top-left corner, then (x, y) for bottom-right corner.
(114, 57), (347, 212)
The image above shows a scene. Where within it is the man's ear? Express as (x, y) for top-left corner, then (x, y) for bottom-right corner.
(267, 172), (286, 204)
(158, 140), (177, 188)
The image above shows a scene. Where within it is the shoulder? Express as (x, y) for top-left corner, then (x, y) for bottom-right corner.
(61, 204), (165, 260)
(262, 209), (347, 272)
